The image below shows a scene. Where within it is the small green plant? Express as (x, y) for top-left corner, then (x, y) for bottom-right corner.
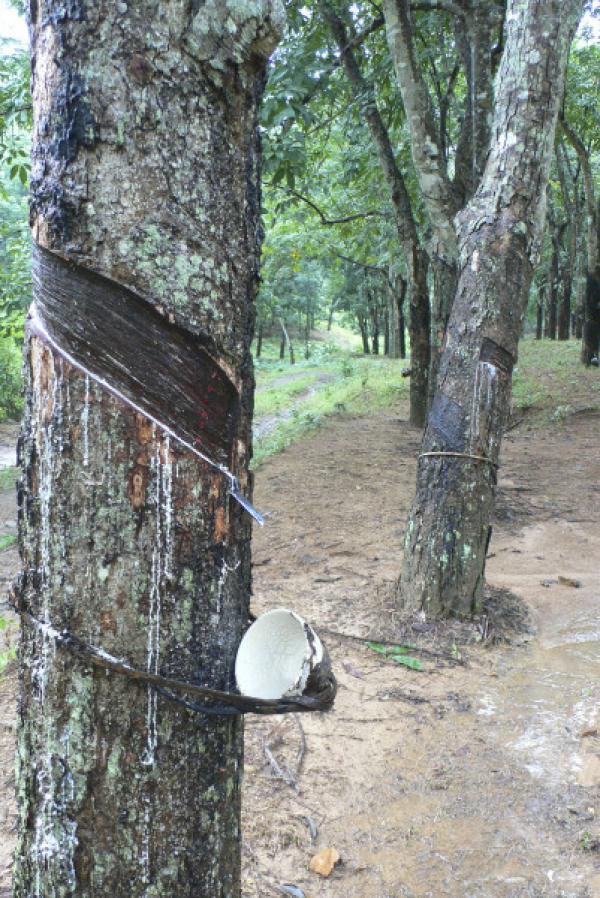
(0, 534), (16, 551)
(551, 404), (570, 422)
(0, 646), (17, 676)
(580, 831), (600, 852)
(0, 335), (24, 421)
(367, 641), (425, 672)
(0, 467), (17, 491)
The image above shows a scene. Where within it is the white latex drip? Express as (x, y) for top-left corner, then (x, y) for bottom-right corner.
(81, 374), (90, 467)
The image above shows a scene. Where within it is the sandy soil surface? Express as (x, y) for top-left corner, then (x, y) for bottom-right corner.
(1, 404), (600, 897)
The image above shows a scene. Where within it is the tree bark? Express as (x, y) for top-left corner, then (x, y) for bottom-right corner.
(15, 3), (282, 897)
(536, 287), (544, 340)
(400, 0), (581, 617)
(358, 316), (370, 354)
(561, 120), (600, 364)
(279, 318), (295, 365)
(547, 231), (559, 339)
(382, 0), (502, 403)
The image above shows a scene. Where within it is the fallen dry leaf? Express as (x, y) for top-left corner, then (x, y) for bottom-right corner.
(581, 728), (598, 739)
(558, 575), (582, 588)
(309, 847), (340, 877)
(342, 660), (365, 679)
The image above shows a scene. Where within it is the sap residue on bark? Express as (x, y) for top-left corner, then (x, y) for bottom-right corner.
(142, 434), (174, 768)
(81, 373), (90, 467)
(470, 360), (498, 456)
(29, 346), (79, 895)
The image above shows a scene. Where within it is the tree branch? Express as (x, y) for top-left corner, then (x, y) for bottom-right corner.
(382, 0), (458, 261)
(560, 116), (597, 271)
(277, 185), (389, 225)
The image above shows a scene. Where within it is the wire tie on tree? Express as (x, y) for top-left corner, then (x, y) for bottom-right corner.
(419, 450), (499, 469)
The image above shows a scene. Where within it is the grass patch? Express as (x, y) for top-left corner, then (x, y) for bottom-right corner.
(253, 355), (408, 467)
(255, 370), (325, 417)
(513, 339), (600, 420)
(0, 534), (16, 551)
(0, 466), (17, 492)
(0, 646), (17, 676)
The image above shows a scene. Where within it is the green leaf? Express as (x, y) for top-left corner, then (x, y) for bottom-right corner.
(390, 655), (424, 671)
(367, 641), (425, 670)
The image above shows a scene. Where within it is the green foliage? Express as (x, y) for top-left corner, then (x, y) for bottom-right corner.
(0, 334), (23, 420)
(0, 36), (30, 421)
(0, 43), (31, 180)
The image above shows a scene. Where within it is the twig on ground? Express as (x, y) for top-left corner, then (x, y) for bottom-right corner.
(263, 742), (299, 792)
(319, 626), (466, 666)
(292, 714), (307, 778)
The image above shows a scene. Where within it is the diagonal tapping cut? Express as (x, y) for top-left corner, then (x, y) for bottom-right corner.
(30, 243), (264, 523)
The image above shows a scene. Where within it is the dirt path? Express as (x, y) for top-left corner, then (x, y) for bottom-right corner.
(243, 406), (600, 898)
(1, 406), (599, 896)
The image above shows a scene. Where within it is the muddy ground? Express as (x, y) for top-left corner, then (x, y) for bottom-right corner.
(1, 397), (600, 897)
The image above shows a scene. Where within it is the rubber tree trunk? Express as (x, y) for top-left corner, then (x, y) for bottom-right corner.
(561, 123), (600, 364)
(15, 3), (282, 897)
(399, 0), (580, 617)
(536, 287), (545, 340)
(383, 0), (501, 401)
(321, 1), (430, 424)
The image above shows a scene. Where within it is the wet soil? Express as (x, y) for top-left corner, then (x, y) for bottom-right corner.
(1, 405), (599, 896)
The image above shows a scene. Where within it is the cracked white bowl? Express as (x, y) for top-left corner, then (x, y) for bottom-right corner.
(235, 608), (324, 700)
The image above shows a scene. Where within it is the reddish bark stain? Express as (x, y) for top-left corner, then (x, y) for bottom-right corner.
(100, 611), (118, 635)
(128, 465), (147, 510)
(134, 414), (155, 446)
(214, 507), (229, 543)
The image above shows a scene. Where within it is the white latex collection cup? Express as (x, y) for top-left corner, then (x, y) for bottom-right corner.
(235, 608), (324, 700)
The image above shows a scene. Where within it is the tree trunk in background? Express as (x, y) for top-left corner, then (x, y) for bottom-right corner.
(547, 238), (559, 339)
(358, 316), (370, 354)
(387, 271), (406, 359)
(558, 266), (572, 340)
(561, 122), (600, 364)
(536, 287), (544, 340)
(556, 141), (576, 341)
(398, 277), (407, 358)
(15, 3), (282, 897)
(399, 309), (406, 358)
(383, 0), (502, 401)
(280, 318), (295, 365)
(400, 0), (580, 617)
(369, 292), (380, 355)
(256, 323), (264, 359)
(321, 1), (430, 424)
(327, 298), (336, 331)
